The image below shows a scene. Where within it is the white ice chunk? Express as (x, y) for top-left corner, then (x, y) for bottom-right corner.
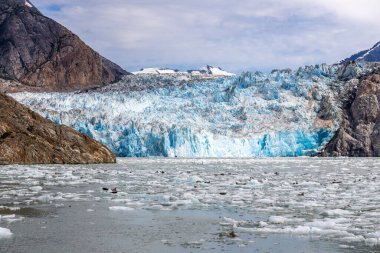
(268, 216), (288, 224)
(109, 206), (134, 211)
(0, 227), (12, 239)
(321, 209), (353, 217)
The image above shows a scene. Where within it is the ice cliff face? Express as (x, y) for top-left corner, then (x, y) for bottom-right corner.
(10, 63), (377, 157)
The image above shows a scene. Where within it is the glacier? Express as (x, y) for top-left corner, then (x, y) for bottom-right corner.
(10, 63), (373, 157)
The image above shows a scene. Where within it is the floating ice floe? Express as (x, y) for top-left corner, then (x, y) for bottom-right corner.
(0, 158), (379, 249)
(0, 227), (12, 239)
(109, 206), (135, 211)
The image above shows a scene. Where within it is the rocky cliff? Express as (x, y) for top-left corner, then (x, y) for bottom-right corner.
(322, 67), (380, 156)
(0, 92), (116, 164)
(0, 0), (128, 92)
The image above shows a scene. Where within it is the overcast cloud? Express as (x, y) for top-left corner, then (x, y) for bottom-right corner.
(32, 0), (380, 73)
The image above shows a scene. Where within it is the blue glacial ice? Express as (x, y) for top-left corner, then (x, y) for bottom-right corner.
(11, 64), (352, 157)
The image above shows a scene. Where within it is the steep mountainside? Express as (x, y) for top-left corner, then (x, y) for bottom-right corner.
(0, 0), (128, 92)
(322, 67), (380, 156)
(341, 42), (380, 64)
(0, 92), (116, 164)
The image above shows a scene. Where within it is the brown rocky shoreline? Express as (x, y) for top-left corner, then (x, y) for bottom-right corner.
(0, 92), (116, 164)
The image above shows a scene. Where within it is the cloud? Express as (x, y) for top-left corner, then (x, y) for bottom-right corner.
(306, 0), (380, 24)
(31, 0), (380, 73)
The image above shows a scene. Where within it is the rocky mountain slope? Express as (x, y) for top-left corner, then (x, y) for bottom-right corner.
(341, 42), (380, 64)
(0, 92), (116, 164)
(0, 0), (128, 92)
(322, 66), (380, 156)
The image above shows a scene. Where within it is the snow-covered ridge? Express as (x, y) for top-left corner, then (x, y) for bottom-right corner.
(13, 0), (36, 8)
(132, 68), (178, 75)
(133, 65), (235, 77)
(357, 42), (380, 61)
(25, 1), (33, 8)
(341, 41), (380, 64)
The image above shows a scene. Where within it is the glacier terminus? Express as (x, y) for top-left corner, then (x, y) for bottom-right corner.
(11, 63), (377, 158)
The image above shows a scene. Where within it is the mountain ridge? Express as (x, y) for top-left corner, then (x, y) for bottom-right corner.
(133, 65), (235, 77)
(0, 0), (128, 92)
(341, 41), (380, 64)
(0, 0), (117, 164)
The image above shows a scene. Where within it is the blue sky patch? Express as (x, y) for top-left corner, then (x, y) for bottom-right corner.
(47, 4), (62, 12)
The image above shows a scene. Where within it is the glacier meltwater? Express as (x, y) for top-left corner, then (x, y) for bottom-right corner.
(12, 64), (362, 157)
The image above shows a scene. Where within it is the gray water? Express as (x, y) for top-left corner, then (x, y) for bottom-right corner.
(0, 158), (379, 253)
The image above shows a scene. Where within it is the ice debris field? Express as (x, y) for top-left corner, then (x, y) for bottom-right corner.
(11, 63), (360, 158)
(0, 158), (379, 250)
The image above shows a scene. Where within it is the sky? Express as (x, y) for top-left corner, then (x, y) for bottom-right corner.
(32, 0), (380, 73)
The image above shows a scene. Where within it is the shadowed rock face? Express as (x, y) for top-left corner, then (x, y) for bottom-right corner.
(0, 92), (116, 164)
(322, 70), (380, 157)
(341, 42), (380, 64)
(0, 0), (128, 92)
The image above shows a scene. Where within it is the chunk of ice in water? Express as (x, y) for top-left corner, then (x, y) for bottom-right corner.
(0, 227), (12, 239)
(268, 216), (288, 224)
(108, 206), (134, 211)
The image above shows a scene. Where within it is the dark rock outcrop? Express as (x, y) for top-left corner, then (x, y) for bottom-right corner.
(0, 92), (116, 164)
(322, 70), (380, 156)
(0, 0), (128, 92)
(341, 42), (380, 64)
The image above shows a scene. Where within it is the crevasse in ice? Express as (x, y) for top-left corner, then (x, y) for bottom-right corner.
(12, 64), (353, 157)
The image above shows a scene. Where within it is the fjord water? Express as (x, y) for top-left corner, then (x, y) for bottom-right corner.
(0, 158), (379, 253)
